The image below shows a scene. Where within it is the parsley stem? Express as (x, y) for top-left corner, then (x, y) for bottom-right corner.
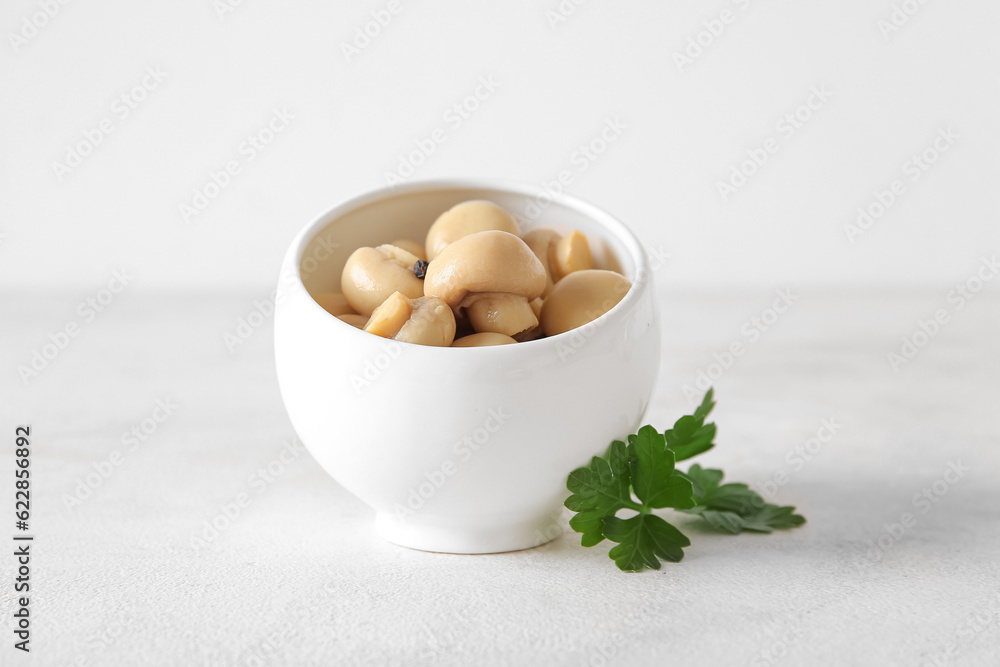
(623, 499), (649, 514)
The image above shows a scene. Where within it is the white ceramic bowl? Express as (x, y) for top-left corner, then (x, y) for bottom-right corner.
(274, 180), (660, 554)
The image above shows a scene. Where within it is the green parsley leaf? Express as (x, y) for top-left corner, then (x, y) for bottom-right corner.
(564, 389), (806, 572)
(682, 463), (724, 498)
(565, 440), (633, 546)
(680, 464), (806, 534)
(602, 514), (691, 572)
(566, 418), (699, 571)
(693, 388), (715, 421)
(741, 504), (807, 533)
(664, 389), (717, 462)
(694, 509), (746, 534)
(627, 426), (695, 510)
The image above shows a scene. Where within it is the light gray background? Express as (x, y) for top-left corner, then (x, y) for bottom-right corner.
(1, 0), (998, 291)
(2, 1), (998, 666)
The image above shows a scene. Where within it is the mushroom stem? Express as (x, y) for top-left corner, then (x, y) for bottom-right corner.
(464, 293), (538, 337)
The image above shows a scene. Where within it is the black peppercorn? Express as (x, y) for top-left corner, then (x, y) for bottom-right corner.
(413, 259), (429, 279)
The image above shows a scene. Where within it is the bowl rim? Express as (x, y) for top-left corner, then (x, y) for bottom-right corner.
(286, 178), (651, 351)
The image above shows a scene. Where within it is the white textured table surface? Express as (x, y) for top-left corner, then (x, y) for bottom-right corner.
(2, 289), (998, 667)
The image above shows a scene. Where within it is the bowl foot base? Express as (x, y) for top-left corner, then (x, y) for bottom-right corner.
(374, 510), (562, 554)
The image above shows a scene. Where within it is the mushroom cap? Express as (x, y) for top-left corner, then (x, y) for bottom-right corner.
(363, 292), (456, 347)
(391, 238), (427, 262)
(551, 230), (594, 281)
(540, 269), (631, 336)
(521, 228), (561, 296)
(340, 245), (424, 316)
(424, 200), (520, 261)
(364, 291), (412, 338)
(465, 293), (538, 336)
(423, 230), (546, 309)
(396, 296), (456, 346)
(452, 332), (518, 347)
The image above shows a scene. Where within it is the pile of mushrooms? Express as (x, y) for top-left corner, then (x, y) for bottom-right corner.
(313, 200), (632, 347)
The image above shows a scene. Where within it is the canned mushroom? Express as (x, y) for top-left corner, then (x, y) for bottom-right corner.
(312, 200), (631, 346)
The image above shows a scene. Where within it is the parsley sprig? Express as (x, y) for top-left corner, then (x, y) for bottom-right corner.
(564, 389), (805, 572)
